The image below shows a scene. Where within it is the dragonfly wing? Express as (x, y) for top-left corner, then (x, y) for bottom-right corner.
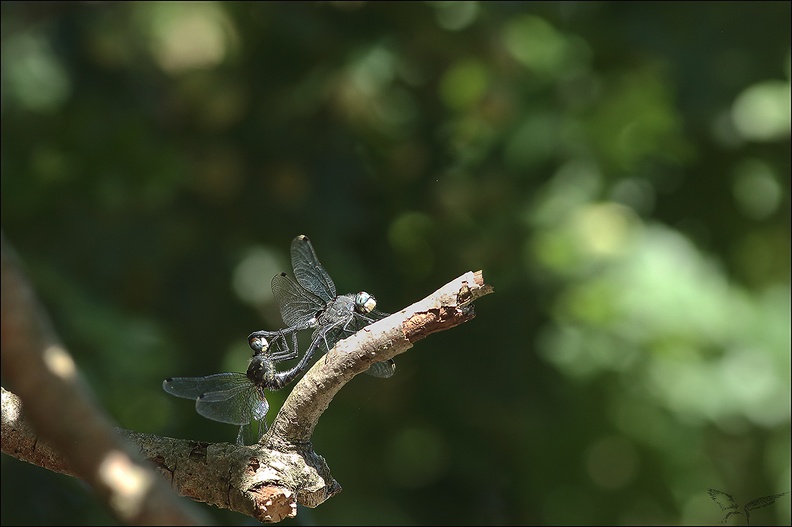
(291, 235), (336, 302)
(745, 492), (790, 512)
(272, 272), (325, 328)
(312, 317), (350, 354)
(707, 489), (739, 512)
(237, 418), (267, 446)
(195, 381), (267, 426)
(365, 359), (396, 378)
(163, 373), (243, 400)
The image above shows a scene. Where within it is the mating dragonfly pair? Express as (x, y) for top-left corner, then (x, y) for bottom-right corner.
(163, 235), (395, 445)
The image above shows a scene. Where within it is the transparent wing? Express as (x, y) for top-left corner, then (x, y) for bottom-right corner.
(196, 381), (269, 426)
(163, 373), (245, 400)
(291, 235), (336, 302)
(745, 492), (789, 512)
(271, 272), (325, 328)
(365, 359), (396, 378)
(237, 419), (267, 446)
(708, 489), (739, 511)
(311, 316), (349, 353)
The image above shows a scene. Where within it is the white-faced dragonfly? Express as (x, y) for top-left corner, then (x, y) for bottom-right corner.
(248, 234), (395, 378)
(162, 331), (308, 445)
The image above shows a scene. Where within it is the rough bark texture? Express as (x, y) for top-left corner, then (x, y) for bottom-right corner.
(1, 231), (494, 523)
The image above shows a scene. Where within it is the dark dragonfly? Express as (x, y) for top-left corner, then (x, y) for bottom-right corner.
(162, 331), (308, 445)
(248, 234), (395, 378)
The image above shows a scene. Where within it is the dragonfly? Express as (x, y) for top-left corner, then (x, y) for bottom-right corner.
(707, 488), (790, 525)
(248, 234), (395, 378)
(162, 330), (310, 445)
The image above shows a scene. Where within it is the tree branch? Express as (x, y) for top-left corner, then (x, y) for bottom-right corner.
(0, 233), (209, 525)
(1, 234), (493, 523)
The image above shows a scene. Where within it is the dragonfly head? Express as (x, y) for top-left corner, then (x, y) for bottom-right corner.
(354, 291), (377, 314)
(248, 335), (270, 354)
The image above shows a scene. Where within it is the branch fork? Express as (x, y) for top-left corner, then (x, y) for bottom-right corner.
(2, 232), (493, 524)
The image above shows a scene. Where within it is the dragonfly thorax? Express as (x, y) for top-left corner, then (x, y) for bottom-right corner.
(318, 294), (357, 326)
(246, 354), (277, 388)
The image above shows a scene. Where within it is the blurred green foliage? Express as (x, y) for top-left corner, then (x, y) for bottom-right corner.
(1, 2), (789, 525)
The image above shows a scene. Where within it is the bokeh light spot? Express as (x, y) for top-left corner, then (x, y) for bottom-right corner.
(142, 2), (236, 74)
(432, 1), (480, 31)
(502, 15), (567, 77)
(731, 158), (783, 220)
(731, 80), (791, 141)
(2, 32), (71, 113)
(439, 59), (489, 111)
(232, 246), (285, 307)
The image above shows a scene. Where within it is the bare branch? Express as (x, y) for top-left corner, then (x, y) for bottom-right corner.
(1, 245), (493, 524)
(0, 233), (209, 525)
(2, 388), (330, 523)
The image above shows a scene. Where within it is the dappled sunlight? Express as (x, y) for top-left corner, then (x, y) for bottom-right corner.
(432, 1), (480, 32)
(138, 2), (238, 75)
(502, 14), (590, 80)
(731, 79), (791, 142)
(439, 58), (489, 111)
(585, 64), (692, 171)
(43, 345), (77, 381)
(571, 203), (639, 258)
(2, 31), (71, 113)
(1, 390), (22, 424)
(232, 245), (286, 308)
(97, 450), (155, 521)
(535, 220), (790, 427)
(731, 158), (784, 220)
(332, 42), (420, 136)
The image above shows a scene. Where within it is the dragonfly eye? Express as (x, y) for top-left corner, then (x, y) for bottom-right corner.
(355, 291), (377, 314)
(248, 336), (269, 354)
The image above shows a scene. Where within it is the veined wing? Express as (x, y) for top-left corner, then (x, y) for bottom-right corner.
(365, 359), (396, 378)
(163, 373), (246, 400)
(291, 235), (336, 302)
(707, 489), (739, 512)
(196, 379), (269, 426)
(237, 420), (267, 446)
(272, 272), (325, 328)
(745, 492), (790, 512)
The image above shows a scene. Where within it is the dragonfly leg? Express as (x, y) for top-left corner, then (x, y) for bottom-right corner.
(268, 329), (299, 362)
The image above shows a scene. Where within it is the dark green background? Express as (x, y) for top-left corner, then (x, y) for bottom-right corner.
(1, 2), (789, 525)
